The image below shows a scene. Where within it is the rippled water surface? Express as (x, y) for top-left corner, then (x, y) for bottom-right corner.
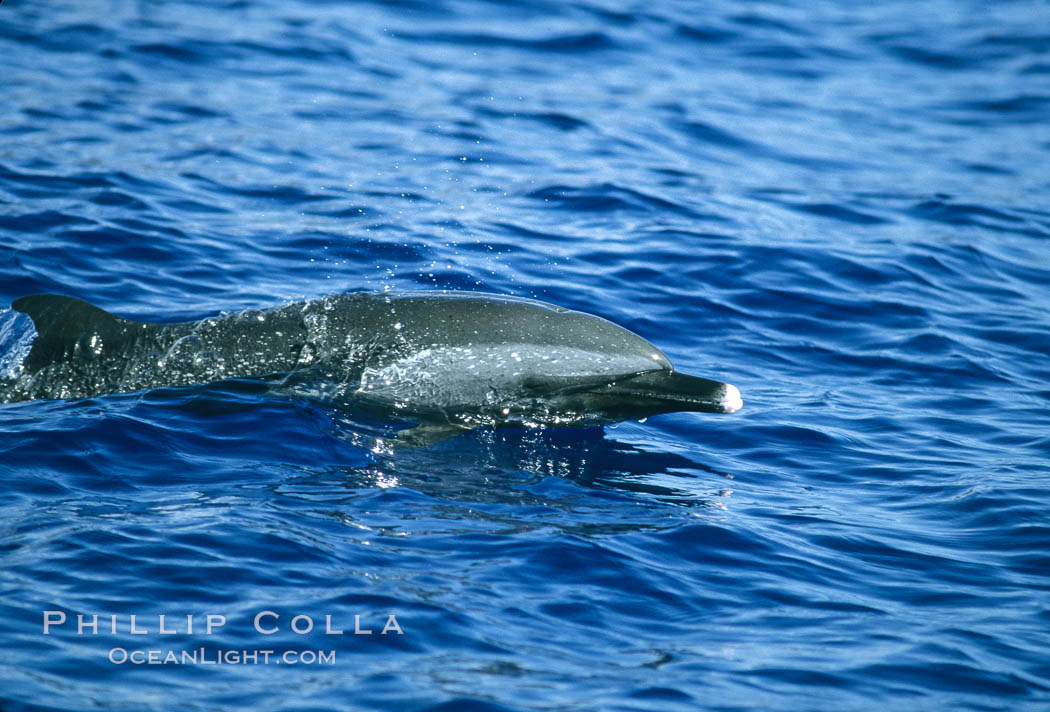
(2, 0), (1050, 710)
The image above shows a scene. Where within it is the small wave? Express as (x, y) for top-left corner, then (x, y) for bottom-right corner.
(181, 173), (339, 205)
(676, 119), (758, 151)
(789, 202), (891, 225)
(392, 30), (616, 53)
(881, 43), (978, 70)
(675, 23), (739, 44)
(526, 183), (701, 218)
(474, 105), (589, 131)
(909, 199), (1046, 237)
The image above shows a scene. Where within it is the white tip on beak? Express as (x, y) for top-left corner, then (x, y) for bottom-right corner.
(720, 383), (743, 413)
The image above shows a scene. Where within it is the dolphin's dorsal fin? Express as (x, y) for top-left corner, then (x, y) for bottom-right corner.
(11, 294), (144, 373)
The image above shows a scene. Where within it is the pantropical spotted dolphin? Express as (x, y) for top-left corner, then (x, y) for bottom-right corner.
(2, 292), (741, 444)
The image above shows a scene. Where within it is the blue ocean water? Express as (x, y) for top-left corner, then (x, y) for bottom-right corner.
(2, 0), (1049, 709)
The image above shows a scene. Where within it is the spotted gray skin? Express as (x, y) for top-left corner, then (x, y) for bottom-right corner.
(2, 292), (741, 441)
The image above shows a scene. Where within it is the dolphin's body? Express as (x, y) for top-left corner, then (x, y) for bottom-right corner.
(1, 292), (741, 443)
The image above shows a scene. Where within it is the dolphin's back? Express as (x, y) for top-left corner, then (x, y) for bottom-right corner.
(349, 292), (671, 362)
(346, 292), (674, 380)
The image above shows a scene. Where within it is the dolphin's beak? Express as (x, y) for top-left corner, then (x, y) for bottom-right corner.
(604, 370), (743, 414)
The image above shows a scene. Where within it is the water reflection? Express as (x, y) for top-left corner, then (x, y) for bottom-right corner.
(308, 402), (736, 515)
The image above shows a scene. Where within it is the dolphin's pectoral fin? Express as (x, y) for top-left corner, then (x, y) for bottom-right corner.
(395, 421), (476, 448)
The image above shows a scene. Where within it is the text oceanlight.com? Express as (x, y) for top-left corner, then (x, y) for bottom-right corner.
(109, 648), (336, 665)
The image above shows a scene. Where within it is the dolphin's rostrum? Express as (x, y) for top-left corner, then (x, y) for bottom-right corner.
(2, 292), (741, 444)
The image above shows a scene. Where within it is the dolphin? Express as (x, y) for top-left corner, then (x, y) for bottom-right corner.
(1, 292), (741, 444)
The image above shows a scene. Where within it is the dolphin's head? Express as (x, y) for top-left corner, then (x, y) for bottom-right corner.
(494, 301), (742, 425)
(350, 292), (742, 429)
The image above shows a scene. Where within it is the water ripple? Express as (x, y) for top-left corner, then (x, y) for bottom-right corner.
(2, 0), (1049, 710)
